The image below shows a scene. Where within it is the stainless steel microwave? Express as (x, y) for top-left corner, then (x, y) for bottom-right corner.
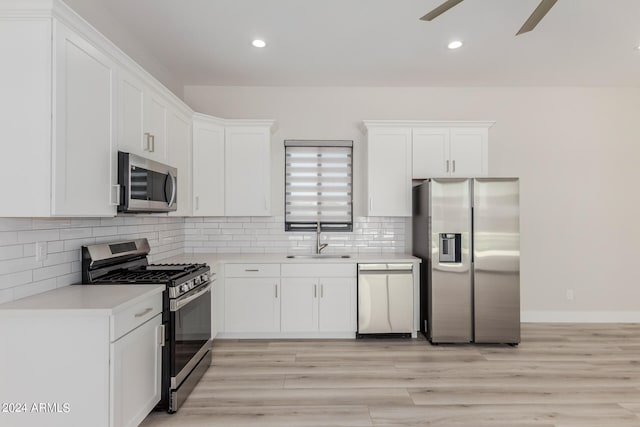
(118, 151), (177, 213)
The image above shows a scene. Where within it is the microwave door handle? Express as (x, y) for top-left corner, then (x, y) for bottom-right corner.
(165, 171), (177, 207)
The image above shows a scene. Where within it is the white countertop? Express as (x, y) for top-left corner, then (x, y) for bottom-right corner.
(0, 284), (165, 315)
(161, 252), (421, 267)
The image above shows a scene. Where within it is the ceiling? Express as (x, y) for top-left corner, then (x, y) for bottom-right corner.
(96, 0), (640, 87)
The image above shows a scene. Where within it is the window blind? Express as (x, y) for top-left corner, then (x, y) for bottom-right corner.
(285, 140), (353, 232)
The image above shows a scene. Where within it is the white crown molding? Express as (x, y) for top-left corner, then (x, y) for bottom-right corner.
(363, 119), (495, 128)
(521, 311), (640, 323)
(192, 112), (226, 127)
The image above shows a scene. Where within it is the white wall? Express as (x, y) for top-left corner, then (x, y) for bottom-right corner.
(184, 85), (640, 317)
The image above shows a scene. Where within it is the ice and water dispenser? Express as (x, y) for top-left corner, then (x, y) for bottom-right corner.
(439, 233), (461, 263)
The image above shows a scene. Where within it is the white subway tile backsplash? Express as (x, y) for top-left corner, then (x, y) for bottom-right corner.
(33, 264), (72, 282)
(13, 278), (57, 300)
(0, 271), (32, 290)
(17, 229), (60, 244)
(0, 216), (185, 304)
(0, 214), (406, 304)
(0, 245), (23, 261)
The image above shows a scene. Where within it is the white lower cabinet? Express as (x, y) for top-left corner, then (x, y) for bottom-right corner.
(0, 286), (163, 427)
(225, 278), (281, 333)
(111, 313), (162, 427)
(281, 277), (356, 334)
(318, 278), (356, 332)
(223, 264), (281, 334)
(221, 263), (356, 338)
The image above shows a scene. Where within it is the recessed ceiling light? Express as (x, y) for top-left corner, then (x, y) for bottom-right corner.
(252, 39), (266, 48)
(636, 45), (640, 51)
(448, 40), (463, 50)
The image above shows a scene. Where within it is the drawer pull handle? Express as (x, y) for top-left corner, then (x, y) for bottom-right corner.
(134, 308), (153, 318)
(245, 269), (259, 272)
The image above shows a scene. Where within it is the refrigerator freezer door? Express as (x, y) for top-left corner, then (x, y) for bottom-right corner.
(473, 178), (520, 344)
(429, 179), (473, 343)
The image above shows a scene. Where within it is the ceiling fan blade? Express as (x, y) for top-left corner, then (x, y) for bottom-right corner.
(516, 0), (558, 35)
(420, 0), (464, 21)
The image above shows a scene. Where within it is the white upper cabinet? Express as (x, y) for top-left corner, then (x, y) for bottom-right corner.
(192, 115), (225, 216)
(225, 122), (274, 216)
(364, 125), (412, 217)
(0, 11), (118, 217)
(167, 110), (192, 216)
(448, 127), (488, 177)
(52, 21), (118, 216)
(412, 128), (450, 178)
(412, 123), (491, 179)
(119, 70), (168, 162)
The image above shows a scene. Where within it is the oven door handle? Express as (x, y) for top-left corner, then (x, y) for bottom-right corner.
(171, 282), (212, 312)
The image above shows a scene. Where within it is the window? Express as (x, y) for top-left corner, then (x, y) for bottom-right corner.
(285, 140), (353, 232)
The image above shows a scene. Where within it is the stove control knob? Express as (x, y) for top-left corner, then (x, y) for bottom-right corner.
(202, 273), (209, 283)
(180, 284), (189, 293)
(195, 276), (201, 285)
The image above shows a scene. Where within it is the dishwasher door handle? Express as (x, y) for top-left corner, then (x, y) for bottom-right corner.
(358, 270), (412, 275)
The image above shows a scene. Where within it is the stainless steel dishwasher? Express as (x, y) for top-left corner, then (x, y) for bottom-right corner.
(357, 263), (413, 337)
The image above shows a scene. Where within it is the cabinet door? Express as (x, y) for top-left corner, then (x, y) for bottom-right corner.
(412, 128), (450, 178)
(225, 278), (280, 332)
(449, 128), (488, 177)
(119, 71), (145, 156)
(225, 126), (271, 216)
(52, 21), (117, 216)
(193, 118), (225, 216)
(143, 88), (167, 162)
(319, 278), (356, 332)
(366, 127), (412, 216)
(167, 110), (192, 216)
(0, 19), (52, 216)
(110, 314), (161, 427)
(281, 278), (318, 332)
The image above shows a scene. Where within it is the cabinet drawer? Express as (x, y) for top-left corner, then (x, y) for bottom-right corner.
(281, 263), (356, 278)
(111, 294), (162, 342)
(225, 263), (280, 278)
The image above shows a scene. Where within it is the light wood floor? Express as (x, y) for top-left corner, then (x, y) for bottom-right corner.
(141, 324), (640, 426)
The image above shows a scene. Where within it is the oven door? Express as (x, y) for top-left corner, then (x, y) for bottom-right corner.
(169, 282), (212, 389)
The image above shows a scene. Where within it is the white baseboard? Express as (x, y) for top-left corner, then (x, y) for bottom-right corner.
(521, 311), (640, 323)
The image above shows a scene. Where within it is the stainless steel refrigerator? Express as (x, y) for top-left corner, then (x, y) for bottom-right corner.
(412, 178), (520, 344)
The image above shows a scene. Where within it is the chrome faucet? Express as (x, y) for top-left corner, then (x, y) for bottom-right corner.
(316, 222), (328, 254)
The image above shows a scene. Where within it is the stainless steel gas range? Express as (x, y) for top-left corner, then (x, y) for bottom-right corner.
(81, 239), (212, 413)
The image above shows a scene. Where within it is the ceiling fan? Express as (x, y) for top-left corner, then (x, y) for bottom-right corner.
(420, 0), (558, 35)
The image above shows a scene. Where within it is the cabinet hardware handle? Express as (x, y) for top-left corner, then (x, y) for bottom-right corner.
(264, 196), (268, 211)
(446, 160), (450, 172)
(452, 160), (456, 173)
(110, 184), (121, 206)
(135, 307), (153, 318)
(314, 284), (317, 298)
(144, 133), (151, 151)
(275, 284), (278, 298)
(369, 197), (373, 212)
(245, 269), (259, 272)
(195, 196), (200, 210)
(321, 284), (324, 298)
(159, 324), (165, 347)
(150, 134), (155, 152)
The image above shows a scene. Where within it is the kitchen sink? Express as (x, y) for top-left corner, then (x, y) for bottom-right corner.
(286, 254), (351, 259)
